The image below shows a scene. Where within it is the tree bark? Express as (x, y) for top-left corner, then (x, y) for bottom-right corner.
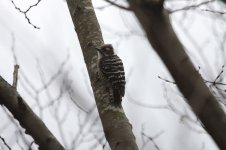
(128, 0), (226, 149)
(66, 0), (138, 150)
(0, 76), (64, 150)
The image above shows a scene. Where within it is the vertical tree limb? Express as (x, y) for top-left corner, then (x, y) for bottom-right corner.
(66, 0), (138, 149)
(128, 0), (226, 149)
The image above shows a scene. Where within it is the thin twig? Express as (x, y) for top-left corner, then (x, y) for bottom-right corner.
(213, 65), (224, 83)
(141, 131), (164, 150)
(104, 0), (131, 11)
(10, 33), (18, 64)
(158, 76), (176, 84)
(169, 0), (216, 14)
(28, 141), (34, 150)
(10, 0), (42, 29)
(95, 0), (117, 10)
(13, 64), (19, 89)
(201, 9), (226, 15)
(204, 65), (226, 86)
(0, 136), (11, 150)
(11, 33), (20, 89)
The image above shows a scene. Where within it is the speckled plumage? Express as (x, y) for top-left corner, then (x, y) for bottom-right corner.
(97, 44), (125, 106)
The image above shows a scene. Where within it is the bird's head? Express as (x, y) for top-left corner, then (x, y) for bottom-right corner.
(96, 44), (114, 56)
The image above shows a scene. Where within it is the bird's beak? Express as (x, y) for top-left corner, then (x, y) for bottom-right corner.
(95, 47), (101, 51)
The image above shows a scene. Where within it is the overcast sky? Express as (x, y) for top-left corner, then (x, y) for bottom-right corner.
(1, 0), (225, 149)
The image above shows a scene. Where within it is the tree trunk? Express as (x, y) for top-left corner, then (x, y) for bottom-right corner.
(66, 0), (139, 149)
(128, 0), (226, 149)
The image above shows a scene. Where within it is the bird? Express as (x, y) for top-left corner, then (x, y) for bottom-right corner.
(96, 44), (126, 106)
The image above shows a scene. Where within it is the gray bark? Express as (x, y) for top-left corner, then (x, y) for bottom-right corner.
(66, 0), (139, 150)
(128, 0), (226, 149)
(0, 76), (65, 150)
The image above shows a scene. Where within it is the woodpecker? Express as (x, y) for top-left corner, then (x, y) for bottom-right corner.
(96, 44), (125, 106)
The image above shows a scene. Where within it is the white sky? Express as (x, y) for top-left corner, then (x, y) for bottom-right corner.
(0, 0), (225, 149)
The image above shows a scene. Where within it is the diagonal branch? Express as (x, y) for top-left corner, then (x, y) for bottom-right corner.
(169, 0), (216, 14)
(104, 0), (131, 11)
(0, 76), (65, 150)
(0, 136), (11, 150)
(129, 0), (226, 149)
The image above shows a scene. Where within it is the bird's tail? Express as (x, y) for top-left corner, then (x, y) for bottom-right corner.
(113, 88), (123, 107)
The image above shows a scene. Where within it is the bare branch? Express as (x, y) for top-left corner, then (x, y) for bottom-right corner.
(169, 0), (216, 14)
(201, 9), (226, 15)
(213, 65), (224, 83)
(36, 50), (70, 93)
(129, 0), (226, 149)
(28, 141), (35, 150)
(0, 136), (11, 150)
(141, 130), (164, 150)
(12, 64), (19, 89)
(10, 33), (18, 64)
(10, 0), (42, 29)
(0, 76), (65, 150)
(95, 0), (118, 10)
(69, 90), (89, 113)
(157, 76), (176, 84)
(103, 0), (131, 11)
